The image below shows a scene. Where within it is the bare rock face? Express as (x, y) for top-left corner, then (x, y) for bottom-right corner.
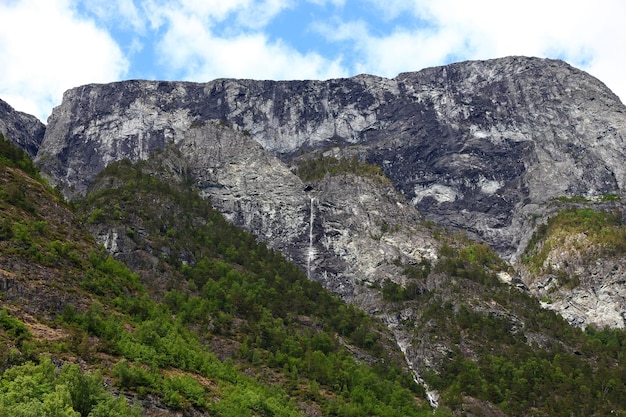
(307, 168), (438, 301)
(150, 122), (438, 303)
(36, 57), (626, 259)
(0, 98), (45, 158)
(180, 122), (311, 266)
(521, 224), (626, 329)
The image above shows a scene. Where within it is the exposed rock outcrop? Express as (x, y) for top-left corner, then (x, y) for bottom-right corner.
(79, 128), (444, 403)
(0, 98), (46, 158)
(4, 56), (626, 413)
(521, 212), (626, 329)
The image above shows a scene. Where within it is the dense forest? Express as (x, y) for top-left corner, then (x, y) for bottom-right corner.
(0, 136), (443, 416)
(1, 133), (626, 416)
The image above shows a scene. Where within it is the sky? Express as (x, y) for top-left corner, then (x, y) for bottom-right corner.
(1, 0), (625, 122)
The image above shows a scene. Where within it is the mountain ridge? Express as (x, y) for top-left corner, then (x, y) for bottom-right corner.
(35, 56), (626, 257)
(1, 134), (439, 416)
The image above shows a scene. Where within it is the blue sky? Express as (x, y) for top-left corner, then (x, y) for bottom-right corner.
(1, 0), (625, 122)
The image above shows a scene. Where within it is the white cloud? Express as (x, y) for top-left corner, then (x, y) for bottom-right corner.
(306, 0), (346, 6)
(313, 19), (465, 76)
(80, 0), (146, 33)
(144, 0), (292, 30)
(0, 0), (128, 121)
(235, 0), (294, 29)
(350, 0), (626, 101)
(151, 2), (348, 81)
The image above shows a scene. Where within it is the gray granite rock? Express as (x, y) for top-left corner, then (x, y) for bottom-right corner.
(0, 98), (45, 158)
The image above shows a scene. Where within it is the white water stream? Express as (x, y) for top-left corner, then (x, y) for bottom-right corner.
(306, 197), (316, 278)
(396, 337), (439, 408)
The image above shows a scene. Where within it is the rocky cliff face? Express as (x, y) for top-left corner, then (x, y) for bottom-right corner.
(89, 122), (439, 301)
(518, 199), (626, 329)
(0, 98), (45, 158)
(37, 57), (626, 258)
(30, 56), (626, 331)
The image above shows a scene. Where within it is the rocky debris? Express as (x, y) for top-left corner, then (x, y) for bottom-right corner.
(0, 98), (45, 158)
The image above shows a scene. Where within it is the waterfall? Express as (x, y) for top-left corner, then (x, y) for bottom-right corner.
(396, 337), (439, 408)
(307, 197), (316, 278)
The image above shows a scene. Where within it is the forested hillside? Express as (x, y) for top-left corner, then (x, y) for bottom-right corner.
(0, 135), (441, 416)
(1, 134), (626, 416)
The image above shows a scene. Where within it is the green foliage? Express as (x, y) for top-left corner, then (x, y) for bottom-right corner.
(523, 207), (626, 271)
(0, 309), (33, 367)
(294, 155), (390, 184)
(403, 259), (431, 280)
(458, 242), (506, 270)
(555, 193), (622, 202)
(0, 309), (30, 343)
(81, 250), (143, 296)
(598, 193), (621, 202)
(163, 375), (207, 409)
(0, 357), (140, 417)
(413, 235), (626, 416)
(434, 241), (507, 286)
(555, 195), (591, 203)
(67, 155), (435, 416)
(0, 134), (40, 180)
(112, 360), (158, 392)
(87, 280), (427, 415)
(12, 146), (623, 417)
(1, 216), (86, 269)
(86, 209), (105, 224)
(558, 207), (622, 231)
(380, 279), (423, 302)
(0, 136), (69, 226)
(433, 343), (626, 416)
(2, 182), (36, 213)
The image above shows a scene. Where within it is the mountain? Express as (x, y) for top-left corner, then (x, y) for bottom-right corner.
(2, 55), (626, 416)
(37, 56), (626, 258)
(34, 56), (626, 329)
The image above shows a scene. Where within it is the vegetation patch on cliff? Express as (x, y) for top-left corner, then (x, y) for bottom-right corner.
(522, 207), (626, 272)
(293, 154), (390, 184)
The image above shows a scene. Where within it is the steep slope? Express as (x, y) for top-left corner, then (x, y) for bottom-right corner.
(0, 134), (438, 416)
(0, 134), (142, 416)
(33, 55), (626, 335)
(75, 149), (440, 417)
(520, 200), (626, 328)
(81, 150), (626, 416)
(178, 123), (438, 301)
(0, 134), (100, 319)
(4, 123), (626, 416)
